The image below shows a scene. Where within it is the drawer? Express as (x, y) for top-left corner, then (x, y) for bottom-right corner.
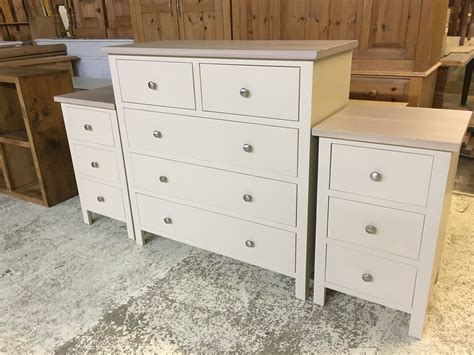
(130, 154), (297, 226)
(124, 109), (298, 177)
(328, 198), (424, 259)
(78, 179), (125, 221)
(200, 64), (300, 121)
(137, 194), (296, 276)
(350, 76), (409, 102)
(73, 144), (120, 183)
(116, 59), (195, 110)
(330, 144), (433, 206)
(326, 244), (417, 308)
(64, 106), (115, 147)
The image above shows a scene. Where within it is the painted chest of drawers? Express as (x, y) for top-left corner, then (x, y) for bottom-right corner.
(105, 40), (357, 299)
(312, 105), (471, 338)
(55, 86), (135, 240)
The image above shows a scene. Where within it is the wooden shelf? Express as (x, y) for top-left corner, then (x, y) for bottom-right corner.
(0, 130), (30, 148)
(0, 180), (44, 205)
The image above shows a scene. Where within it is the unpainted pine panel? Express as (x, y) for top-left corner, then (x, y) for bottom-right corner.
(132, 0), (179, 42)
(105, 0), (133, 38)
(231, 0), (279, 40)
(280, 0), (306, 39)
(305, 0), (330, 39)
(327, 0), (362, 40)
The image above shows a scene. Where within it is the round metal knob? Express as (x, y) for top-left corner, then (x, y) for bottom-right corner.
(365, 225), (377, 234)
(239, 88), (250, 98)
(159, 176), (168, 183)
(370, 171), (382, 182)
(90, 161), (99, 168)
(84, 124), (92, 131)
(243, 194), (252, 202)
(362, 273), (373, 282)
(245, 240), (255, 248)
(164, 217), (172, 224)
(97, 196), (105, 202)
(242, 144), (253, 153)
(153, 130), (162, 138)
(148, 81), (158, 90)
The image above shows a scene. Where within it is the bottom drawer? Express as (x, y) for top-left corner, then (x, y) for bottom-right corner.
(78, 179), (125, 222)
(326, 244), (417, 308)
(136, 194), (296, 276)
(350, 76), (409, 102)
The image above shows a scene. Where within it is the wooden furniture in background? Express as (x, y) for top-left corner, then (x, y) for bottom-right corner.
(0, 55), (76, 76)
(0, 67), (77, 206)
(129, 0), (231, 42)
(448, 0), (474, 45)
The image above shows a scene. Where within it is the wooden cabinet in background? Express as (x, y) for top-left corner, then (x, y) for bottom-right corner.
(129, 0), (231, 42)
(104, 0), (133, 38)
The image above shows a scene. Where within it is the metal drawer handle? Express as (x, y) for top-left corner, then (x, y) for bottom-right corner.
(365, 225), (377, 234)
(148, 81), (158, 90)
(240, 88), (250, 98)
(159, 176), (168, 183)
(84, 124), (92, 131)
(97, 196), (105, 202)
(242, 144), (253, 153)
(362, 273), (373, 282)
(370, 171), (382, 182)
(245, 240), (254, 248)
(243, 194), (252, 202)
(91, 161), (99, 168)
(153, 130), (162, 138)
(164, 217), (172, 224)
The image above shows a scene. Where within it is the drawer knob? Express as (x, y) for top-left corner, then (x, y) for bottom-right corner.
(370, 171), (382, 182)
(148, 81), (158, 90)
(245, 240), (255, 248)
(368, 90), (378, 98)
(243, 194), (252, 202)
(240, 88), (250, 98)
(242, 144), (253, 153)
(164, 217), (172, 224)
(153, 130), (162, 139)
(365, 225), (377, 234)
(90, 161), (99, 168)
(97, 196), (105, 203)
(362, 273), (373, 282)
(83, 124), (92, 131)
(159, 176), (168, 183)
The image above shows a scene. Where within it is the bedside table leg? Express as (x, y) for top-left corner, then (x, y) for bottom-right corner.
(408, 308), (426, 339)
(313, 283), (326, 306)
(82, 210), (93, 225)
(295, 275), (310, 300)
(135, 228), (146, 246)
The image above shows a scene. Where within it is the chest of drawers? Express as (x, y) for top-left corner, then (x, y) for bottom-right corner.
(55, 87), (135, 240)
(105, 40), (357, 299)
(312, 105), (471, 338)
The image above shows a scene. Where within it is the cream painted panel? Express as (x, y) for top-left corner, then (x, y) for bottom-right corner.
(78, 179), (125, 221)
(73, 144), (120, 183)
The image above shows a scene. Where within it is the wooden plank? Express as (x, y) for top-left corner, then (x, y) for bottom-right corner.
(0, 44), (66, 60)
(0, 129), (30, 148)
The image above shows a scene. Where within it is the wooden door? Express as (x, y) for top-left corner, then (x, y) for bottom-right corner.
(129, 0), (180, 42)
(72, 0), (107, 38)
(104, 0), (132, 38)
(177, 0), (231, 40)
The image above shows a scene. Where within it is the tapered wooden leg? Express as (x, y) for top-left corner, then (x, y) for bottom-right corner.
(461, 59), (473, 105)
(313, 283), (326, 306)
(82, 210), (93, 225)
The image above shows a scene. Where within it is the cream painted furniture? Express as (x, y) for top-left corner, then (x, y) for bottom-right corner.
(312, 105), (471, 338)
(105, 40), (357, 299)
(55, 86), (135, 240)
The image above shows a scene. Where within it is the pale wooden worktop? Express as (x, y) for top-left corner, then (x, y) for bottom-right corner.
(54, 86), (115, 110)
(312, 105), (471, 152)
(103, 40), (358, 61)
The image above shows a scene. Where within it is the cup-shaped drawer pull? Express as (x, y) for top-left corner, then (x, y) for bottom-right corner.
(97, 196), (105, 203)
(90, 161), (99, 168)
(83, 124), (92, 131)
(239, 88), (250, 98)
(159, 176), (168, 183)
(245, 240), (255, 248)
(243, 194), (252, 202)
(153, 130), (162, 138)
(365, 225), (377, 235)
(148, 81), (158, 90)
(362, 273), (373, 282)
(370, 171), (382, 182)
(164, 217), (172, 224)
(242, 144), (253, 153)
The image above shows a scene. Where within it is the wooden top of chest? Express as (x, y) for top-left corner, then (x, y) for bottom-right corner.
(54, 86), (116, 110)
(312, 105), (472, 152)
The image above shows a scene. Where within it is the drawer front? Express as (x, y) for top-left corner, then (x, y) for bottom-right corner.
(78, 179), (125, 221)
(326, 244), (417, 308)
(200, 64), (300, 121)
(124, 109), (298, 177)
(136, 194), (296, 276)
(328, 198), (424, 259)
(350, 76), (409, 102)
(73, 144), (120, 183)
(131, 154), (297, 226)
(64, 106), (115, 147)
(330, 144), (433, 206)
(117, 59), (195, 110)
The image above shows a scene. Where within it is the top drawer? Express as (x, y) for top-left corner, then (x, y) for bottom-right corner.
(200, 64), (300, 121)
(116, 59), (196, 110)
(330, 144), (433, 206)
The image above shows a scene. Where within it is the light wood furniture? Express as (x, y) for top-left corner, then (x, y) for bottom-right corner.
(105, 40), (357, 299)
(0, 67), (76, 206)
(0, 55), (76, 76)
(312, 104), (471, 338)
(55, 86), (135, 240)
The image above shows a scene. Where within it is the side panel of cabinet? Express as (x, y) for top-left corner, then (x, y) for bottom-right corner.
(104, 0), (133, 38)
